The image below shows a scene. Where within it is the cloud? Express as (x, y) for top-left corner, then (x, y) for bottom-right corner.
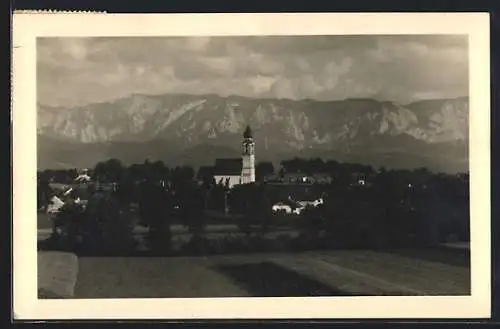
(37, 35), (469, 107)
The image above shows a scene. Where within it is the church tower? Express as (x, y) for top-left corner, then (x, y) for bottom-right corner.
(241, 125), (256, 184)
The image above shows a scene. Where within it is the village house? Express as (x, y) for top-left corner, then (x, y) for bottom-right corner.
(267, 182), (327, 215)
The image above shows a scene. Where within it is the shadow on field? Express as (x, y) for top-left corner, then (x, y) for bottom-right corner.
(214, 261), (357, 297)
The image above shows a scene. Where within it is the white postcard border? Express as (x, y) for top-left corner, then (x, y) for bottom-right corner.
(12, 12), (491, 320)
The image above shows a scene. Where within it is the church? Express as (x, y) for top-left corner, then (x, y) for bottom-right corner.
(210, 125), (256, 189)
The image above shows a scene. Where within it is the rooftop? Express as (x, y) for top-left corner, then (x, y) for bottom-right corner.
(213, 158), (243, 176)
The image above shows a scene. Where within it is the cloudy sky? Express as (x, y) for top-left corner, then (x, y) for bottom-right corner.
(37, 35), (468, 107)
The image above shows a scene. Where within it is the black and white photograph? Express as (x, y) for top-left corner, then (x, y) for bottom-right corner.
(13, 13), (490, 319)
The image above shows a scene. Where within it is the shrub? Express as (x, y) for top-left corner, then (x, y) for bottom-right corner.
(146, 225), (172, 254)
(100, 197), (136, 252)
(50, 202), (86, 251)
(237, 219), (252, 235)
(81, 193), (136, 254)
(183, 235), (210, 255)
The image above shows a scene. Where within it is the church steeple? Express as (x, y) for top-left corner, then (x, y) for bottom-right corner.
(241, 124), (255, 184)
(243, 125), (253, 139)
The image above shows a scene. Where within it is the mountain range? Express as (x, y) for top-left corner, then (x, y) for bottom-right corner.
(37, 93), (469, 173)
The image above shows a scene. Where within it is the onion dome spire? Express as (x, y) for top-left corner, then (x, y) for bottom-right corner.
(243, 125), (253, 139)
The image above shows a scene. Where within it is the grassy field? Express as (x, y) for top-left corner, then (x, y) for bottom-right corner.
(38, 251), (79, 298)
(215, 261), (351, 297)
(38, 212), (53, 230)
(74, 256), (250, 298)
(71, 249), (470, 298)
(37, 206), (470, 298)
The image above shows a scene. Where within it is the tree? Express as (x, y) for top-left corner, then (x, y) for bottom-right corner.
(256, 162), (275, 181)
(227, 184), (247, 215)
(197, 166), (215, 186)
(281, 157), (306, 173)
(37, 178), (53, 211)
(67, 168), (79, 181)
(413, 167), (431, 186)
(50, 200), (86, 250)
(325, 160), (340, 175)
(334, 164), (352, 188)
(256, 183), (272, 235)
(179, 182), (208, 254)
(278, 166), (285, 181)
(128, 163), (143, 182)
(228, 184), (256, 234)
(88, 192), (136, 254)
(151, 160), (169, 182)
(308, 157), (325, 175)
(299, 205), (325, 238)
(94, 158), (125, 183)
(49, 189), (134, 255)
(171, 165), (195, 188)
(138, 179), (174, 253)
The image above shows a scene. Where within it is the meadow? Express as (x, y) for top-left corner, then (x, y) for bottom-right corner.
(70, 249), (470, 298)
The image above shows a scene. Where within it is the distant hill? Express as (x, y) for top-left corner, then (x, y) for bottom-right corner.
(37, 93), (469, 173)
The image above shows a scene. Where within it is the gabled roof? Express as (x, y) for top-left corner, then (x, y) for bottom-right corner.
(47, 196), (65, 213)
(214, 158), (243, 175)
(75, 174), (91, 182)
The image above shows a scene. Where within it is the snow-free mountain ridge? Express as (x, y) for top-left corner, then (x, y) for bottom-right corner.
(37, 93), (469, 173)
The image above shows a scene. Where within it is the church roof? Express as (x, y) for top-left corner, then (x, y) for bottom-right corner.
(214, 158), (243, 175)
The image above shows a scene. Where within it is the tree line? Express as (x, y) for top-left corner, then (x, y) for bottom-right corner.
(38, 157), (469, 256)
(38, 156), (468, 187)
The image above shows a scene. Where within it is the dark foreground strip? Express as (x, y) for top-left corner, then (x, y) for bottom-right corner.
(215, 261), (354, 297)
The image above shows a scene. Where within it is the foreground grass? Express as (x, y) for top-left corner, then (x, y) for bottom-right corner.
(279, 250), (470, 295)
(72, 249), (470, 298)
(38, 252), (79, 298)
(74, 257), (249, 298)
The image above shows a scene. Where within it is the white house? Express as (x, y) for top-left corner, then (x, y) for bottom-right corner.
(272, 202), (293, 214)
(46, 196), (65, 215)
(75, 173), (92, 184)
(272, 196), (325, 216)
